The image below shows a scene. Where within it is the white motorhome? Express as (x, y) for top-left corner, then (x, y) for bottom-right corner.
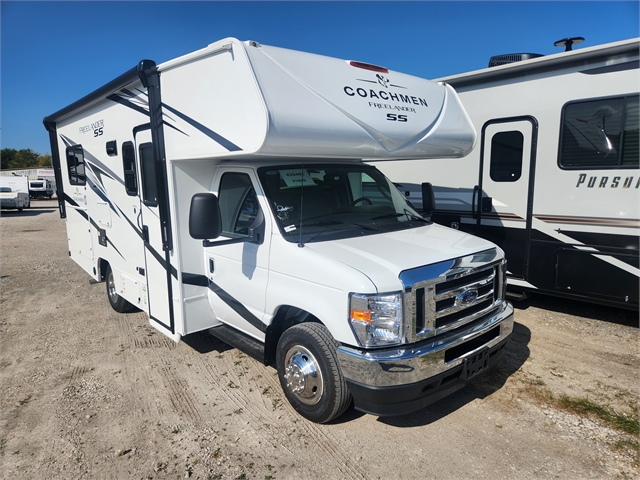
(0, 175), (30, 211)
(372, 38), (639, 311)
(29, 178), (54, 198)
(43, 38), (514, 423)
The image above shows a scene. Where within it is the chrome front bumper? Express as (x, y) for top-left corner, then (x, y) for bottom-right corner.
(337, 301), (514, 388)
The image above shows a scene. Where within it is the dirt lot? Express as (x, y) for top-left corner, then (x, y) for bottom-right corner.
(1, 199), (638, 479)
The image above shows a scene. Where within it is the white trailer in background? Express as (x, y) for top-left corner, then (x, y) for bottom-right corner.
(44, 38), (513, 423)
(0, 176), (30, 211)
(372, 38), (639, 310)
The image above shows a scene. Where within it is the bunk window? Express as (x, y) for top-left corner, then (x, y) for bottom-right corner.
(559, 95), (639, 169)
(66, 146), (86, 186)
(489, 131), (523, 182)
(139, 143), (158, 206)
(218, 173), (260, 237)
(122, 141), (137, 196)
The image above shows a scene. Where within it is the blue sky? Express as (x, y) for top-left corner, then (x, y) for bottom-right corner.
(2, 1), (638, 156)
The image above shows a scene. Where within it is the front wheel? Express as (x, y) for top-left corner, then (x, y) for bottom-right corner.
(105, 265), (136, 313)
(276, 323), (351, 423)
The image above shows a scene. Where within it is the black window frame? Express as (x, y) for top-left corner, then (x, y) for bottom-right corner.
(138, 142), (158, 206)
(558, 94), (640, 171)
(122, 141), (138, 197)
(489, 130), (524, 182)
(66, 145), (86, 186)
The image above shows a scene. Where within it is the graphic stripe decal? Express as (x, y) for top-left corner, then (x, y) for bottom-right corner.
(208, 280), (266, 333)
(63, 193), (125, 260)
(107, 92), (187, 136)
(161, 103), (242, 152)
(534, 215), (640, 229)
(182, 272), (265, 333)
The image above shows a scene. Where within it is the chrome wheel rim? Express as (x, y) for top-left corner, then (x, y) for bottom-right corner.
(107, 270), (118, 304)
(283, 345), (323, 405)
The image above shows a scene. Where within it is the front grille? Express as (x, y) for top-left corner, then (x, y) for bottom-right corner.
(400, 249), (506, 343)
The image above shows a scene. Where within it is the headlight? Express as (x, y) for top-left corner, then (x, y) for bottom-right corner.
(349, 292), (403, 347)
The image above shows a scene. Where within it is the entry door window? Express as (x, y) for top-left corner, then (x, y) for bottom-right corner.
(218, 173), (260, 237)
(139, 143), (158, 205)
(489, 131), (524, 182)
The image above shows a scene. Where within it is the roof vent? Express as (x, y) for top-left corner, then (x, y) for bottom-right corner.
(554, 37), (585, 52)
(488, 53), (544, 68)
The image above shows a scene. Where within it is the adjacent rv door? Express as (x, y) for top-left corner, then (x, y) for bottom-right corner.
(476, 117), (537, 279)
(134, 126), (175, 334)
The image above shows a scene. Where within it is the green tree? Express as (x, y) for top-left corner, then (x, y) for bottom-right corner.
(1, 148), (45, 169)
(37, 154), (52, 167)
(1, 148), (18, 169)
(14, 149), (39, 168)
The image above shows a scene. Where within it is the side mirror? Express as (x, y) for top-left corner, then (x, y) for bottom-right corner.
(189, 193), (222, 240)
(421, 182), (436, 215)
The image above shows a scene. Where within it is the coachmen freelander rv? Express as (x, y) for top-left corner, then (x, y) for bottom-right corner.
(43, 38), (513, 423)
(372, 38), (639, 310)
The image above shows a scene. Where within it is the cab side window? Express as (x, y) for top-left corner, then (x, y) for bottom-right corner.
(218, 173), (260, 237)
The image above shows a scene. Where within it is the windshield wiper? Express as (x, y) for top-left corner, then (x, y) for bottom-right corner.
(371, 212), (427, 222)
(300, 220), (377, 231)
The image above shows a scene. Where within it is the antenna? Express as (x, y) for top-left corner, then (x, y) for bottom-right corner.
(554, 37), (585, 52)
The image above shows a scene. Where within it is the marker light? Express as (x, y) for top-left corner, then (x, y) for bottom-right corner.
(349, 61), (389, 74)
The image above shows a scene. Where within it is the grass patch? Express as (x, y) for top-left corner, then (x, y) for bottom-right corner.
(557, 396), (639, 435)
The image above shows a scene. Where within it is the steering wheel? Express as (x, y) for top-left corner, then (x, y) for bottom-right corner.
(351, 197), (373, 206)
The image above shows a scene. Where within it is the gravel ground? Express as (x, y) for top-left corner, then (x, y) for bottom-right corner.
(1, 199), (638, 479)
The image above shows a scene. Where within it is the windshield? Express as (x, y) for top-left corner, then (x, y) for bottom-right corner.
(258, 164), (427, 244)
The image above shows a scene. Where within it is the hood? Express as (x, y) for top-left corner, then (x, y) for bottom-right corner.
(305, 223), (498, 292)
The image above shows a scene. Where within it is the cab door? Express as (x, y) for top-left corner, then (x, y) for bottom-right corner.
(205, 168), (270, 340)
(476, 117), (537, 279)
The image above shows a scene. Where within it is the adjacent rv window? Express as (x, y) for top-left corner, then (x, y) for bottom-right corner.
(122, 142), (138, 196)
(490, 131), (524, 182)
(66, 146), (86, 186)
(218, 173), (260, 237)
(139, 143), (158, 205)
(559, 95), (639, 169)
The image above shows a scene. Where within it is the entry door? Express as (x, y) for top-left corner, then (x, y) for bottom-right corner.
(477, 117), (537, 279)
(205, 168), (270, 340)
(134, 127), (174, 333)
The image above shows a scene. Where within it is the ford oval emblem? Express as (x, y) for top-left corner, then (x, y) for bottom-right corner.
(456, 289), (478, 306)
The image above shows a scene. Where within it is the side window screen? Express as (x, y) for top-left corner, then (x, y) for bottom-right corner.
(560, 95), (638, 169)
(490, 131), (523, 182)
(218, 173), (259, 237)
(139, 143), (158, 205)
(66, 146), (86, 186)
(122, 141), (137, 196)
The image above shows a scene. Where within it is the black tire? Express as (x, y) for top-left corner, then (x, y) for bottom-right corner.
(276, 323), (351, 423)
(105, 264), (136, 313)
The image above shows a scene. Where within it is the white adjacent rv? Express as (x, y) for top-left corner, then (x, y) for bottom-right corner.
(372, 38), (639, 311)
(29, 178), (54, 198)
(43, 38), (514, 423)
(0, 175), (30, 211)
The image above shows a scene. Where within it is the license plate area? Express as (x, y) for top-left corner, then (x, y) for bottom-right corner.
(461, 347), (489, 380)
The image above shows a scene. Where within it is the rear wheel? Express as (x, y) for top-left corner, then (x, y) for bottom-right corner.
(276, 323), (351, 423)
(105, 265), (136, 313)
